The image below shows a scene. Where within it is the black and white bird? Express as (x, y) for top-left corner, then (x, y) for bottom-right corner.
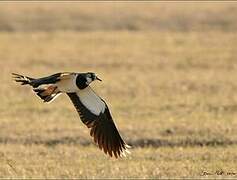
(12, 72), (130, 158)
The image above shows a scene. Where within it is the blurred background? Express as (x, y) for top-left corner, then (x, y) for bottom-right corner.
(1, 2), (237, 178)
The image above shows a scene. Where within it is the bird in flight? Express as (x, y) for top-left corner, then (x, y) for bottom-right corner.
(12, 72), (130, 158)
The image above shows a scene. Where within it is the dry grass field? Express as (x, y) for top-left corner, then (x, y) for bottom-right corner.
(0, 2), (237, 178)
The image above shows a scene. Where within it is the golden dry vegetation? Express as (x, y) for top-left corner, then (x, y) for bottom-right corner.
(0, 2), (237, 178)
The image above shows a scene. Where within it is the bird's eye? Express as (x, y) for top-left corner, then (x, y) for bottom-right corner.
(91, 73), (96, 79)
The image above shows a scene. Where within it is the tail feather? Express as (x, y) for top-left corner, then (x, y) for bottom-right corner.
(12, 73), (61, 103)
(12, 73), (35, 86)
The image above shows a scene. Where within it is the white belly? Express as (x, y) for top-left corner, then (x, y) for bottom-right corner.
(56, 75), (78, 93)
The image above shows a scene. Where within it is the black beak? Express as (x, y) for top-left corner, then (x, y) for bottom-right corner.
(96, 76), (102, 81)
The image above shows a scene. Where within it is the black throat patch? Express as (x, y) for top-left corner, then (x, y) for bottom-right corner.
(76, 74), (88, 89)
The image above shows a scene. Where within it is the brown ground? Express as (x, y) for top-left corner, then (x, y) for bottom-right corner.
(0, 2), (237, 178)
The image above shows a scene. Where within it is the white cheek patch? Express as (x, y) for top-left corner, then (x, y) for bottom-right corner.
(86, 77), (92, 85)
(76, 87), (106, 115)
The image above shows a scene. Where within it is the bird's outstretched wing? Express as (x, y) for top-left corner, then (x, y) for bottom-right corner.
(67, 87), (130, 158)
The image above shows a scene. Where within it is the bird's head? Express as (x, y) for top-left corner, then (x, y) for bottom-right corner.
(76, 72), (102, 89)
(85, 72), (102, 85)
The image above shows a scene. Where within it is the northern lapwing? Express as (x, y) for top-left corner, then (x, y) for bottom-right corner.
(12, 72), (130, 158)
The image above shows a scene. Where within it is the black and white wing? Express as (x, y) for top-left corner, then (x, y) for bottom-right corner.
(67, 87), (130, 158)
